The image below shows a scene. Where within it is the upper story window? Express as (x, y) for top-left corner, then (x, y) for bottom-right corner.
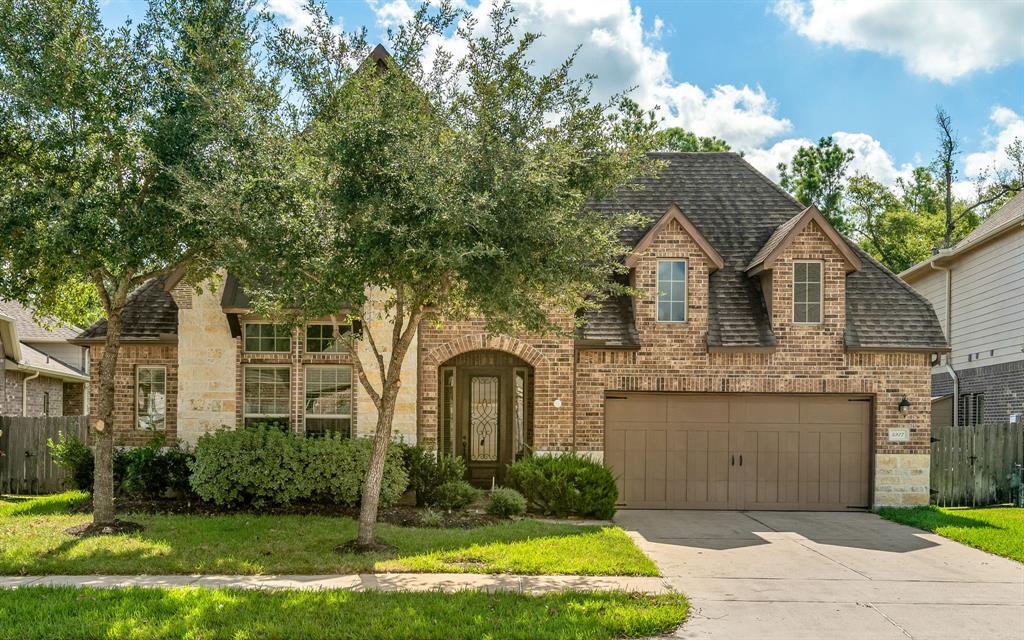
(244, 323), (291, 353)
(306, 324), (347, 353)
(793, 261), (823, 324)
(657, 260), (687, 323)
(136, 366), (166, 430)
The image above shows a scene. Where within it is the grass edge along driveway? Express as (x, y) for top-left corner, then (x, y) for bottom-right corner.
(0, 586), (688, 640)
(1, 492), (658, 576)
(878, 505), (1024, 563)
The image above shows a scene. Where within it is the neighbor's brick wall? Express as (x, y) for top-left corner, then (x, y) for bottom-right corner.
(416, 315), (576, 453)
(932, 359), (1024, 424)
(0, 370), (64, 417)
(574, 218), (932, 506)
(89, 343), (178, 446)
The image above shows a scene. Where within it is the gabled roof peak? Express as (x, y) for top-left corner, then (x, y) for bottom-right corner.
(624, 203), (725, 272)
(746, 205), (862, 275)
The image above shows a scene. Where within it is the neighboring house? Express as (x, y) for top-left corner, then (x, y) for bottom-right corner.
(901, 192), (1024, 427)
(0, 300), (90, 417)
(75, 153), (947, 508)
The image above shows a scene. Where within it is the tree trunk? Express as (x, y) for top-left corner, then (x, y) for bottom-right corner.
(92, 308), (123, 526)
(355, 384), (400, 547)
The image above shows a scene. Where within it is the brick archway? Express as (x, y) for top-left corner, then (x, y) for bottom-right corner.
(424, 333), (548, 369)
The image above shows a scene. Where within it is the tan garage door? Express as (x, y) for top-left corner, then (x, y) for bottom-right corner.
(604, 393), (872, 510)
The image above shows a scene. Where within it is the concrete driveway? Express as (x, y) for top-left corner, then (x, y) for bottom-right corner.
(616, 510), (1024, 640)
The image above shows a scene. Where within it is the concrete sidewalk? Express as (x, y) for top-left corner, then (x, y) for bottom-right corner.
(0, 573), (672, 595)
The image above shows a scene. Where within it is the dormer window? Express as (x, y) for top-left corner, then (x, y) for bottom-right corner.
(793, 260), (822, 324)
(657, 260), (687, 322)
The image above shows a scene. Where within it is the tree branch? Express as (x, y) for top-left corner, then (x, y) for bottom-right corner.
(349, 337), (382, 411)
(361, 309), (388, 386)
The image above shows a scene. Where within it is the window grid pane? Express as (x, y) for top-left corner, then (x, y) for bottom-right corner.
(137, 366), (167, 431)
(305, 366), (352, 417)
(244, 324), (291, 352)
(657, 260), (687, 322)
(244, 367), (290, 418)
(305, 324), (346, 353)
(793, 262), (822, 323)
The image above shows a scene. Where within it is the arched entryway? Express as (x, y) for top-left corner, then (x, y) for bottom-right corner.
(438, 350), (534, 487)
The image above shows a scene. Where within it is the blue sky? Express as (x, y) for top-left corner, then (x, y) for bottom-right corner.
(100, 0), (1024, 192)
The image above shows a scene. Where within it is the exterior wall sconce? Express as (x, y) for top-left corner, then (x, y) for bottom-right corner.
(898, 396), (910, 414)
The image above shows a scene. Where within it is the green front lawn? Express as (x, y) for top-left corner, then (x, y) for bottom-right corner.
(0, 587), (687, 640)
(0, 493), (657, 576)
(878, 505), (1024, 562)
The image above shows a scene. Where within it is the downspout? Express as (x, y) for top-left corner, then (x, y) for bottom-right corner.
(22, 370), (40, 417)
(930, 261), (958, 426)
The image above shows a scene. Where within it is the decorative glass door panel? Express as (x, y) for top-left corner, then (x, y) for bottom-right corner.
(470, 376), (499, 462)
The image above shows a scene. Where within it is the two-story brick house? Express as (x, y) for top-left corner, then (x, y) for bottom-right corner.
(75, 152), (948, 508)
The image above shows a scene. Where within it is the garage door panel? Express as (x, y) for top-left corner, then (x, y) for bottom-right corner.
(605, 393), (871, 510)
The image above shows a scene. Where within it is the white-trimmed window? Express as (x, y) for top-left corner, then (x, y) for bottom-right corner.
(304, 366), (352, 437)
(136, 366), (167, 430)
(305, 323), (347, 353)
(244, 323), (291, 353)
(657, 259), (687, 322)
(243, 366), (290, 428)
(793, 260), (823, 324)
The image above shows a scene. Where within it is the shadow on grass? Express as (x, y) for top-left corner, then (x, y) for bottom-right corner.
(3, 494), (655, 576)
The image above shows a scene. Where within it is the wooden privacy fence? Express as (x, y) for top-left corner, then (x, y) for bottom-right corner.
(930, 423), (1024, 507)
(0, 416), (87, 495)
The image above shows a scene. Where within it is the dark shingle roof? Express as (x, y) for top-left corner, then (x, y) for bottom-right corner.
(576, 295), (640, 348)
(577, 152), (948, 351)
(75, 278), (178, 343)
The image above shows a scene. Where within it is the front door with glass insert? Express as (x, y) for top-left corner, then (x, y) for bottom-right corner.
(456, 367), (511, 486)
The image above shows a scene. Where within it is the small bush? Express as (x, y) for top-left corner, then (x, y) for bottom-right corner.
(119, 436), (195, 499)
(47, 431), (93, 491)
(402, 446), (468, 507)
(190, 425), (408, 509)
(487, 487), (527, 518)
(420, 508), (443, 527)
(507, 453), (618, 519)
(434, 480), (481, 511)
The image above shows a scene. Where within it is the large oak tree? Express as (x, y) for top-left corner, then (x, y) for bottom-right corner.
(226, 0), (659, 547)
(0, 0), (279, 526)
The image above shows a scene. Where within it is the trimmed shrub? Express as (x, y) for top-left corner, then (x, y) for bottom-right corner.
(189, 425), (408, 509)
(306, 434), (407, 508)
(433, 480), (481, 511)
(119, 435), (195, 498)
(486, 487), (527, 518)
(47, 431), (93, 491)
(47, 432), (193, 498)
(507, 453), (618, 519)
(401, 445), (467, 507)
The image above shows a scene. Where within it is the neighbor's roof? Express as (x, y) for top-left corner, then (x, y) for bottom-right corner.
(74, 278), (178, 343)
(577, 152), (948, 351)
(900, 191), (1024, 281)
(0, 299), (81, 342)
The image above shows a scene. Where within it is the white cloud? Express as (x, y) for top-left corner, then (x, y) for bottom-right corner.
(265, 0), (315, 31)
(744, 137), (812, 182)
(370, 0), (794, 150)
(774, 0), (1024, 83)
(954, 106), (1024, 199)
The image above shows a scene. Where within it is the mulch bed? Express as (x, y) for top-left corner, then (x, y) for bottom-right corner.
(71, 497), (501, 529)
(65, 519), (146, 537)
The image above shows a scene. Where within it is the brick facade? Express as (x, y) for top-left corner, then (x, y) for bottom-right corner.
(62, 381), (85, 416)
(89, 343), (178, 446)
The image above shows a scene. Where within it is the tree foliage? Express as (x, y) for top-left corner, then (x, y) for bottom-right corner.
(655, 127), (731, 153)
(777, 136), (855, 233)
(0, 0), (278, 524)
(224, 0), (660, 546)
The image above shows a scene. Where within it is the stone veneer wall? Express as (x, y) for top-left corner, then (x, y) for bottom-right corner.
(89, 342), (178, 446)
(573, 217), (933, 507)
(173, 280), (237, 444)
